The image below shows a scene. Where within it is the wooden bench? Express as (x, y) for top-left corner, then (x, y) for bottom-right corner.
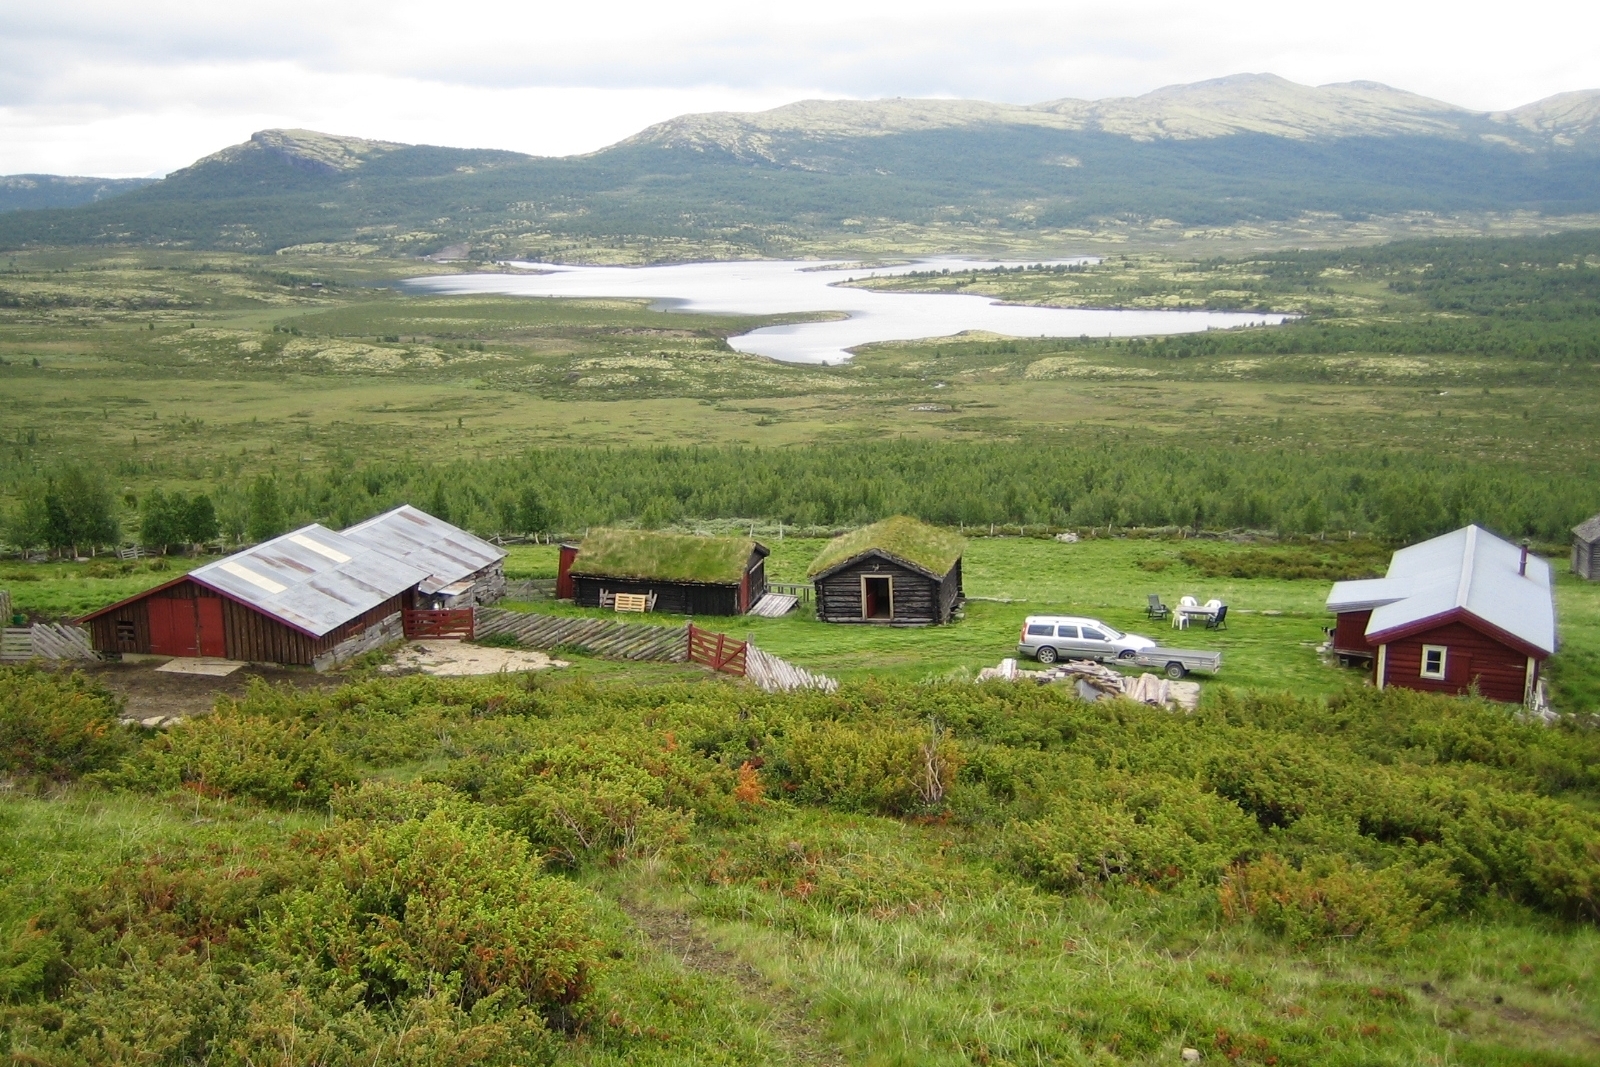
(612, 592), (656, 613)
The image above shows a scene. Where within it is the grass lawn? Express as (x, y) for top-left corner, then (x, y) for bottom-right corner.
(493, 536), (1597, 701)
(18, 534), (1593, 710)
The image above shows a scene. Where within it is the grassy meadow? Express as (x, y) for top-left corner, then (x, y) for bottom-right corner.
(2, 232), (1600, 1066)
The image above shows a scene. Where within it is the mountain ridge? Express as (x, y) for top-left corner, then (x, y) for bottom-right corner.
(2, 73), (1598, 257)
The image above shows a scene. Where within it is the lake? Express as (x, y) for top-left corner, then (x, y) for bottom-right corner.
(406, 258), (1289, 364)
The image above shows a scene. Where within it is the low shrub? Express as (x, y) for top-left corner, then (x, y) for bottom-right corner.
(1, 813), (596, 1063)
(486, 746), (697, 866)
(104, 704), (354, 807)
(1007, 774), (1257, 892)
(773, 719), (962, 816)
(329, 779), (476, 824)
(0, 667), (131, 781)
(1220, 854), (1460, 947)
(266, 811), (600, 1015)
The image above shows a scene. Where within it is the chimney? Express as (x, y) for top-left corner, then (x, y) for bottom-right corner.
(1520, 539), (1530, 577)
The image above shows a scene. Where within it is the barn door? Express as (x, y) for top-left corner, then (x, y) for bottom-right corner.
(148, 598), (199, 657)
(196, 597), (226, 658)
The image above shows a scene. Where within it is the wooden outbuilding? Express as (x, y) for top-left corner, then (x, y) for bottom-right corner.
(560, 529), (768, 616)
(1326, 524), (1556, 705)
(1572, 514), (1600, 580)
(342, 504), (507, 607)
(809, 516), (965, 625)
(79, 524), (431, 669)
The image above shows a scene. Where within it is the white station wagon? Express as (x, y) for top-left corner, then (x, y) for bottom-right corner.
(1017, 615), (1157, 664)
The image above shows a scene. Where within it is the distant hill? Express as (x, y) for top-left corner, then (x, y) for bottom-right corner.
(0, 174), (154, 214)
(2, 74), (1598, 256)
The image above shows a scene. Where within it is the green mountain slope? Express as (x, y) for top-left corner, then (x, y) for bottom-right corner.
(3, 75), (1599, 257)
(0, 174), (154, 214)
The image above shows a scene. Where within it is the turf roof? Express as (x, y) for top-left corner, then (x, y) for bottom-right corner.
(570, 528), (761, 584)
(807, 516), (965, 578)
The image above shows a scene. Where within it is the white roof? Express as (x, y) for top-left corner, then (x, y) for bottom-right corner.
(341, 504), (506, 595)
(1326, 525), (1556, 655)
(190, 524), (431, 638)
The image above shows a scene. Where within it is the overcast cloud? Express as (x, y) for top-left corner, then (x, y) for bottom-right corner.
(3, 0), (1598, 177)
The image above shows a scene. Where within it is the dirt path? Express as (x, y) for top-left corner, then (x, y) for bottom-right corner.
(616, 897), (847, 1066)
(71, 661), (332, 723)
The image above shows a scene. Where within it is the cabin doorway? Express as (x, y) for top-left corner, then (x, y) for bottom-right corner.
(862, 575), (893, 620)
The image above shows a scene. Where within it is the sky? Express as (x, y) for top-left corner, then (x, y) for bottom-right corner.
(3, 0), (1598, 177)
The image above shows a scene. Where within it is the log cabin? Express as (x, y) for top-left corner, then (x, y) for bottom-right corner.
(561, 528), (768, 615)
(79, 524), (431, 669)
(809, 516), (965, 625)
(1326, 525), (1556, 705)
(1572, 514), (1600, 580)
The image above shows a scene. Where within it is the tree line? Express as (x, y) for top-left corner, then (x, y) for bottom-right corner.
(7, 437), (1595, 554)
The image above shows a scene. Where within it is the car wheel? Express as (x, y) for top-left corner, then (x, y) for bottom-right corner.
(1118, 649), (1137, 660)
(1165, 662), (1187, 679)
(1036, 646), (1058, 664)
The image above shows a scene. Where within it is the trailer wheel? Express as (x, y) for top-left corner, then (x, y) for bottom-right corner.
(1036, 646), (1058, 664)
(1165, 662), (1187, 679)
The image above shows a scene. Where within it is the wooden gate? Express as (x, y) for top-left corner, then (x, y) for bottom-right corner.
(687, 623), (746, 676)
(404, 608), (475, 640)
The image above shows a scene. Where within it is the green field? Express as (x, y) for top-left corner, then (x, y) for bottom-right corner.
(3, 229), (1599, 1066)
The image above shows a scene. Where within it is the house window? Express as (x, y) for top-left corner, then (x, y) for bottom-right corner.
(1420, 644), (1448, 680)
(115, 619), (137, 649)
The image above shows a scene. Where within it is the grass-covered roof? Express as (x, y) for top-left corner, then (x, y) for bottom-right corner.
(808, 516), (965, 578)
(570, 528), (761, 584)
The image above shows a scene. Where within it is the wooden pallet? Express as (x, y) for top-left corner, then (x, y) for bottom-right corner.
(747, 592), (798, 618)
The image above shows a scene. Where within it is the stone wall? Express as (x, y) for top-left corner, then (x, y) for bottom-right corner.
(313, 612), (402, 672)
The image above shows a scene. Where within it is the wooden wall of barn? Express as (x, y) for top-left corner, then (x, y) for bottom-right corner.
(88, 580), (412, 666)
(1379, 619), (1534, 704)
(1332, 610), (1374, 657)
(815, 558), (955, 624)
(571, 575), (742, 616)
(1574, 539), (1598, 581)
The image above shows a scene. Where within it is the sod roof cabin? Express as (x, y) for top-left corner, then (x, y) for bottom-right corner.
(808, 516), (965, 625)
(560, 528), (769, 615)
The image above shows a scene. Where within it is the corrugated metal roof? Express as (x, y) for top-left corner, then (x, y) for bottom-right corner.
(1326, 525), (1556, 655)
(341, 505), (507, 594)
(1324, 577), (1412, 614)
(189, 524), (430, 638)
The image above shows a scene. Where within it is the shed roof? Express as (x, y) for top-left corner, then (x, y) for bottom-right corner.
(569, 528), (766, 584)
(341, 504), (506, 594)
(808, 516), (965, 580)
(1326, 525), (1556, 656)
(1574, 514), (1600, 544)
(187, 524), (430, 637)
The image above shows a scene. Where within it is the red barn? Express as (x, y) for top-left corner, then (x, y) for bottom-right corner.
(79, 524), (430, 670)
(1326, 525), (1556, 705)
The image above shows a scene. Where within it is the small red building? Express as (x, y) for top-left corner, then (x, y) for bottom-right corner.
(1326, 525), (1556, 705)
(79, 524), (430, 670)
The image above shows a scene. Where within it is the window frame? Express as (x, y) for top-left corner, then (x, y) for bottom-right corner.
(1420, 644), (1448, 681)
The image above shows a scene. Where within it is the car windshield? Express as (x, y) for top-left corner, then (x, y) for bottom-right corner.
(1099, 624), (1124, 639)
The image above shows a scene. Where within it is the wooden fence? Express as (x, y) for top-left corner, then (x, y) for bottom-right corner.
(745, 642), (838, 693)
(0, 623), (97, 663)
(688, 623), (747, 676)
(403, 609), (475, 640)
(768, 582), (814, 604)
(474, 608), (835, 691)
(474, 608), (689, 661)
